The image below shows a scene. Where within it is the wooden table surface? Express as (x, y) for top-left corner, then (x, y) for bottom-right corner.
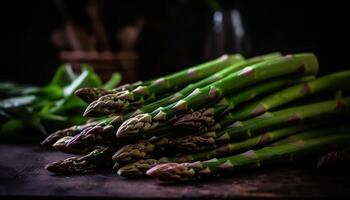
(0, 144), (349, 199)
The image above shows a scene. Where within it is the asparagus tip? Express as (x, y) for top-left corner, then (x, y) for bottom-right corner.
(117, 159), (160, 177)
(173, 108), (215, 130)
(83, 93), (131, 117)
(116, 114), (156, 138)
(146, 163), (195, 182)
(75, 88), (113, 103)
(112, 141), (155, 163)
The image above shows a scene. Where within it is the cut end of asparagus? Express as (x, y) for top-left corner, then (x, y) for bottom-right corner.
(75, 88), (114, 103)
(83, 92), (135, 117)
(169, 132), (217, 152)
(173, 108), (215, 131)
(116, 114), (159, 138)
(112, 141), (155, 163)
(317, 147), (350, 169)
(146, 163), (196, 182)
(117, 159), (160, 178)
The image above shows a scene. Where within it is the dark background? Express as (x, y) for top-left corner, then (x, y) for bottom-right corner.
(0, 0), (349, 85)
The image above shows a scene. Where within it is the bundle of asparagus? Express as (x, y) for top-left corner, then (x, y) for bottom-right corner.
(43, 52), (350, 182)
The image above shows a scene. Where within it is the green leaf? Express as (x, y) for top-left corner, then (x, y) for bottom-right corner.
(0, 119), (26, 139)
(37, 85), (63, 100)
(0, 95), (36, 110)
(50, 64), (77, 87)
(0, 109), (11, 123)
(63, 69), (90, 97)
(49, 65), (101, 114)
(81, 64), (102, 87)
(39, 112), (67, 121)
(0, 82), (39, 98)
(103, 72), (122, 90)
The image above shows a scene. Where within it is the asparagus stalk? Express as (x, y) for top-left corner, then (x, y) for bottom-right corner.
(217, 71), (350, 126)
(65, 54), (281, 148)
(75, 79), (158, 103)
(45, 146), (114, 174)
(116, 123), (318, 177)
(41, 122), (100, 146)
(75, 88), (116, 103)
(173, 75), (314, 131)
(271, 123), (350, 146)
(170, 97), (350, 152)
(52, 136), (102, 154)
(84, 53), (281, 117)
(146, 134), (350, 182)
(84, 54), (244, 116)
(111, 130), (176, 164)
(117, 122), (350, 177)
(123, 53), (281, 117)
(112, 76), (314, 164)
(116, 53), (319, 139)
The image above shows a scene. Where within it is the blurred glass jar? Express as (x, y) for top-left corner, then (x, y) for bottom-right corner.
(204, 8), (251, 59)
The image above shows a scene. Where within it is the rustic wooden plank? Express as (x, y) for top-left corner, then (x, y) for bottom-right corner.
(0, 144), (349, 199)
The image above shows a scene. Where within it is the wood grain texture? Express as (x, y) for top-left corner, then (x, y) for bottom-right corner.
(0, 144), (350, 199)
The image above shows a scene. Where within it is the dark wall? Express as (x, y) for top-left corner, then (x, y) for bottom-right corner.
(0, 0), (349, 85)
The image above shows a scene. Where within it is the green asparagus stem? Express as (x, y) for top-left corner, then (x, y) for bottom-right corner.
(116, 123), (318, 177)
(173, 75), (314, 131)
(171, 124), (324, 163)
(52, 53), (279, 148)
(118, 52), (282, 118)
(84, 54), (244, 116)
(170, 97), (350, 152)
(45, 146), (114, 174)
(218, 71), (350, 125)
(84, 53), (280, 117)
(146, 134), (350, 182)
(114, 80), (155, 92)
(271, 124), (350, 146)
(117, 53), (319, 139)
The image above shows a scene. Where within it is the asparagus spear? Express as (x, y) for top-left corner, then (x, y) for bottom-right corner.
(65, 54), (281, 148)
(116, 53), (319, 138)
(173, 75), (314, 131)
(170, 97), (350, 152)
(118, 123), (350, 177)
(271, 122), (350, 146)
(84, 54), (244, 116)
(52, 136), (100, 154)
(113, 120), (350, 177)
(41, 113), (123, 147)
(74, 88), (116, 103)
(146, 134), (350, 182)
(40, 122), (99, 146)
(112, 75), (314, 164)
(45, 146), (114, 174)
(75, 79), (159, 103)
(116, 123), (318, 177)
(84, 53), (281, 117)
(216, 71), (350, 125)
(111, 131), (176, 164)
